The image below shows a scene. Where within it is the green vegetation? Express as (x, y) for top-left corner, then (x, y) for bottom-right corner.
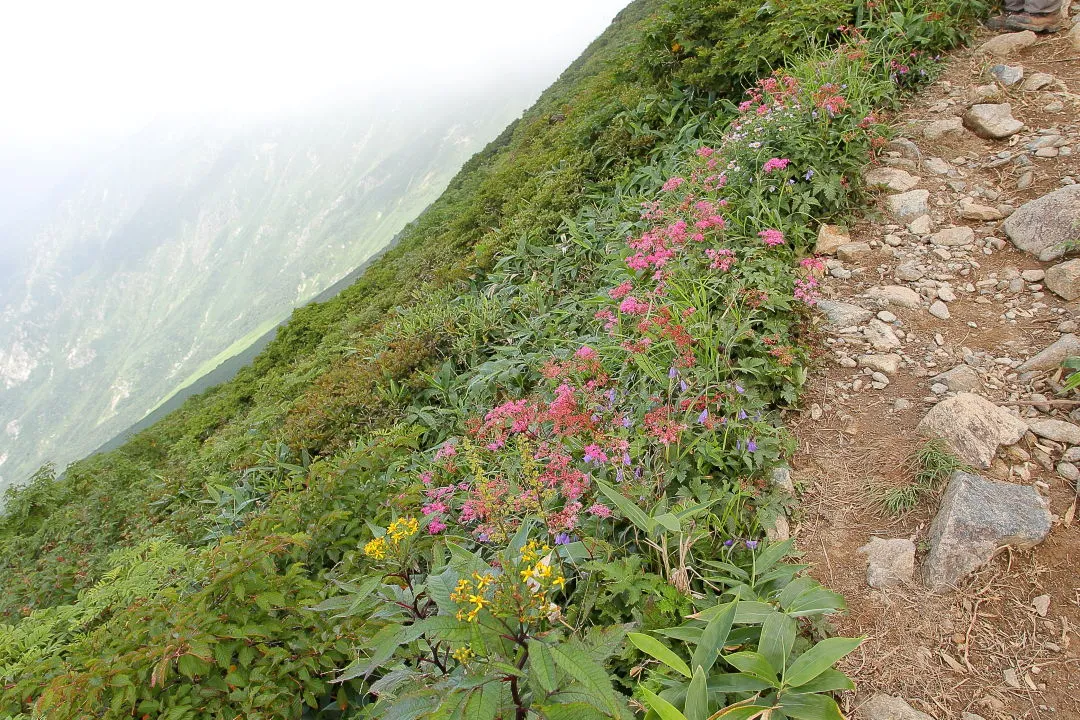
(880, 439), (968, 515)
(0, 1), (985, 718)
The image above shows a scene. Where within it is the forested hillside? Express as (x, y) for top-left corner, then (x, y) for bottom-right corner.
(0, 1), (984, 718)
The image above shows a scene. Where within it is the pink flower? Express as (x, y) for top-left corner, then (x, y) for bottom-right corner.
(762, 157), (791, 173)
(695, 146), (715, 157)
(587, 503), (613, 518)
(420, 471), (434, 485)
(758, 229), (785, 247)
(661, 176), (686, 192)
(422, 501), (447, 515)
(427, 519), (447, 534)
(434, 443), (457, 460)
(705, 248), (736, 271)
(575, 345), (598, 361)
(609, 281), (633, 300)
(618, 296), (650, 315)
(582, 444), (608, 465)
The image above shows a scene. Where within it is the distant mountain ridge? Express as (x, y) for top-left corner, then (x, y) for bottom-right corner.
(0, 87), (538, 490)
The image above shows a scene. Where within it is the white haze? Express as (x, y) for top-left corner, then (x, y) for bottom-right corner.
(0, 0), (628, 148)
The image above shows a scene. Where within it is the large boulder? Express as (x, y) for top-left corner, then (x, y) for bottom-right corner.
(865, 167), (921, 192)
(916, 392), (1028, 469)
(866, 285), (921, 308)
(963, 103), (1024, 139)
(815, 224), (850, 255)
(1017, 334), (1080, 372)
(1045, 259), (1080, 301)
(1003, 186), (1080, 261)
(924, 471), (1051, 591)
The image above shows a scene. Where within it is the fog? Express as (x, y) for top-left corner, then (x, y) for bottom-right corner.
(0, 0), (628, 238)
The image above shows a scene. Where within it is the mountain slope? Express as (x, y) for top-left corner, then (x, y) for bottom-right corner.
(0, 89), (535, 489)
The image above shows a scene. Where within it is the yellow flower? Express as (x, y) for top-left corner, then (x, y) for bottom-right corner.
(452, 646), (474, 664)
(363, 537), (387, 560)
(388, 517), (420, 541)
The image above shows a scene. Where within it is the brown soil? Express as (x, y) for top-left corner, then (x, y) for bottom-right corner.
(791, 28), (1080, 720)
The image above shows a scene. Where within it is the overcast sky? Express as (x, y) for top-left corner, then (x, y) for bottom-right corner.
(0, 0), (629, 148)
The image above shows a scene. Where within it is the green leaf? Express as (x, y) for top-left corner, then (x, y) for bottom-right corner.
(653, 512), (682, 533)
(684, 667), (708, 720)
(639, 686), (687, 720)
(538, 702), (609, 720)
(723, 652), (778, 685)
(783, 637), (864, 689)
(758, 612), (796, 674)
(689, 600), (771, 624)
(550, 641), (621, 716)
(707, 674), (774, 693)
(628, 632), (692, 678)
(789, 668), (855, 694)
(779, 691), (845, 720)
(711, 704), (771, 720)
(528, 639), (559, 693)
(595, 479), (654, 533)
(462, 681), (501, 720)
(691, 600), (736, 673)
(785, 587), (847, 617)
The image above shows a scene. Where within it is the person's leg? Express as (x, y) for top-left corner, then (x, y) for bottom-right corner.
(1025, 0), (1062, 13)
(989, 0), (1062, 30)
(987, 0), (1027, 29)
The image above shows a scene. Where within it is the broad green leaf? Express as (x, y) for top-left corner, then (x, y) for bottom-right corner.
(752, 539), (796, 574)
(691, 600), (736, 673)
(785, 587), (847, 617)
(722, 652), (777, 685)
(462, 681), (501, 720)
(528, 639), (559, 693)
(684, 667), (708, 720)
(690, 600), (771, 624)
(538, 702), (609, 720)
(653, 512), (682, 533)
(639, 686), (687, 720)
(777, 577), (817, 609)
(595, 479), (654, 533)
(706, 674), (774, 694)
(789, 668), (855, 694)
(758, 612), (796, 674)
(783, 637), (864, 689)
(779, 692), (845, 720)
(710, 702), (772, 720)
(629, 633), (692, 678)
(550, 641), (621, 716)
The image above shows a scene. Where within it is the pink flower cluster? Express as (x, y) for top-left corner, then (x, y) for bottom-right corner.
(758, 229), (785, 247)
(762, 157), (791, 173)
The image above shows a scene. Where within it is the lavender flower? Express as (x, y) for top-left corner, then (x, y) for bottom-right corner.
(554, 532), (572, 545)
(746, 540), (759, 550)
(747, 439), (758, 453)
(698, 408), (709, 424)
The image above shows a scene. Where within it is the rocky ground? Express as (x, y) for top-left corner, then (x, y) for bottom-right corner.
(785, 19), (1080, 720)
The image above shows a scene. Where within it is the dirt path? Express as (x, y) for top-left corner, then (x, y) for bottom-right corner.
(789, 25), (1080, 720)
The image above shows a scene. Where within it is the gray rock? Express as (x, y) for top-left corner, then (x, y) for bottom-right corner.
(858, 537), (916, 588)
(923, 157), (953, 175)
(1065, 447), (1080, 463)
(837, 242), (873, 262)
(886, 189), (930, 222)
(1027, 419), (1080, 445)
(977, 31), (1038, 57)
(1021, 269), (1045, 282)
(861, 694), (936, 720)
(866, 167), (921, 192)
(1045, 259), (1080, 301)
(925, 471), (1051, 591)
(1018, 334), (1080, 372)
(937, 286), (957, 302)
(885, 137), (921, 162)
(990, 64), (1024, 86)
(1003, 186), (1080, 261)
(916, 393), (1028, 469)
(1058, 461), (1079, 483)
(770, 465), (794, 494)
(817, 299), (873, 327)
(963, 103), (1024, 140)
(932, 365), (983, 393)
(908, 215), (933, 235)
(895, 262), (925, 282)
(816, 224), (850, 255)
(923, 117), (964, 141)
(864, 319), (902, 351)
(859, 353), (902, 376)
(929, 300), (951, 319)
(1022, 72), (1055, 91)
(931, 226), (975, 247)
(866, 285), (921, 308)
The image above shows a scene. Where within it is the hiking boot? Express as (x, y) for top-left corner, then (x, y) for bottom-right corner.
(1004, 12), (1062, 32)
(985, 13), (1014, 30)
